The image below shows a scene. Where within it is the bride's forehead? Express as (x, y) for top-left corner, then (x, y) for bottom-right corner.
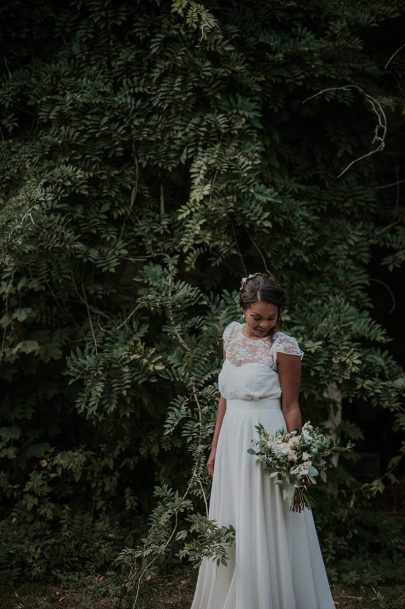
(245, 302), (278, 315)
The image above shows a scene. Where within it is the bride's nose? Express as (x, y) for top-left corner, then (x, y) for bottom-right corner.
(259, 323), (271, 330)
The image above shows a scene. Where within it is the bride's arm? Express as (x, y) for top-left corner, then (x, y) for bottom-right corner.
(207, 341), (227, 477)
(277, 353), (302, 433)
(207, 396), (227, 477)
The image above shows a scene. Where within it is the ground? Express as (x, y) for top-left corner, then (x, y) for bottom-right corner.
(1, 571), (404, 609)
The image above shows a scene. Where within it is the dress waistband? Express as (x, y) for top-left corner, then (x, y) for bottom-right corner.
(226, 398), (281, 411)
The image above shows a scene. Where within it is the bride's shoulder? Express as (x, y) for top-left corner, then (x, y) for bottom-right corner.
(272, 331), (304, 358)
(222, 321), (241, 342)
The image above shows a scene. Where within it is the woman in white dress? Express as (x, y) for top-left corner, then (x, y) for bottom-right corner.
(190, 273), (336, 609)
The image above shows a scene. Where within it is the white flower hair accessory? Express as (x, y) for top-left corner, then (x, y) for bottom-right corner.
(240, 273), (262, 292)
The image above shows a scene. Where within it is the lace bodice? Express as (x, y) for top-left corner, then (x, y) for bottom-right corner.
(218, 322), (303, 401)
(222, 322), (303, 369)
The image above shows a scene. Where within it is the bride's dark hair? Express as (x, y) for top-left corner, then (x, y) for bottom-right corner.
(239, 273), (285, 312)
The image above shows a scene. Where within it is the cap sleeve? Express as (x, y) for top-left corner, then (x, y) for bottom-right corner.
(272, 332), (304, 360)
(222, 321), (239, 350)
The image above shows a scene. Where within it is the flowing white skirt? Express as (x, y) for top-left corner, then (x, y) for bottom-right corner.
(190, 398), (336, 609)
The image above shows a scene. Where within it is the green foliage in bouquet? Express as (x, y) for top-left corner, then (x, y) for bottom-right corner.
(0, 0), (404, 592)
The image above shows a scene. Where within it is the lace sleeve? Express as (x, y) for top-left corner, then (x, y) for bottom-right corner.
(222, 321), (239, 351)
(272, 333), (304, 360)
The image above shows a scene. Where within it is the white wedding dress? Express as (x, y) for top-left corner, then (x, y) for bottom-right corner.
(190, 322), (336, 609)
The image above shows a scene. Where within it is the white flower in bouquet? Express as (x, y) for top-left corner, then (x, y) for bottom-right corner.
(288, 435), (300, 448)
(287, 451), (297, 462)
(277, 443), (289, 456)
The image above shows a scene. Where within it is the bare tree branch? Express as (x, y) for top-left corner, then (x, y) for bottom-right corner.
(245, 227), (271, 274)
(230, 219), (247, 276)
(384, 42), (405, 69)
(302, 85), (387, 178)
(4, 55), (12, 79)
(376, 177), (405, 190)
(370, 278), (396, 314)
(81, 284), (98, 353)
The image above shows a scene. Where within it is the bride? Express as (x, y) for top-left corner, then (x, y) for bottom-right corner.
(190, 273), (336, 609)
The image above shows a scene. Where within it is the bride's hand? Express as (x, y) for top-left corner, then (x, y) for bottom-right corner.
(207, 447), (216, 477)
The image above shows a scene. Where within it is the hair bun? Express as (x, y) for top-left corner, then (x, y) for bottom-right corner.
(239, 273), (285, 309)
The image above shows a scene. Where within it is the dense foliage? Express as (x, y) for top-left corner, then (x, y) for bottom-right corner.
(0, 0), (404, 590)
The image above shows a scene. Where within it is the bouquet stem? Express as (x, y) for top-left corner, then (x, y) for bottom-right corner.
(290, 476), (316, 513)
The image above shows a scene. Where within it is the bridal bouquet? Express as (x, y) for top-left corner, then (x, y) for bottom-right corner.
(248, 422), (351, 512)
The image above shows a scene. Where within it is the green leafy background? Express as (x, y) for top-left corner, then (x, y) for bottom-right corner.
(0, 0), (404, 589)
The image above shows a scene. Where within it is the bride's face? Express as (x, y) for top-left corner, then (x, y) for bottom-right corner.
(242, 301), (278, 338)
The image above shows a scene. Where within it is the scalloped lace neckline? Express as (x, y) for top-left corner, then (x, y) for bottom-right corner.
(240, 324), (276, 344)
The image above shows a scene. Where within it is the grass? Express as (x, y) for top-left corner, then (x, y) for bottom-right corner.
(0, 574), (119, 609)
(1, 571), (404, 609)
